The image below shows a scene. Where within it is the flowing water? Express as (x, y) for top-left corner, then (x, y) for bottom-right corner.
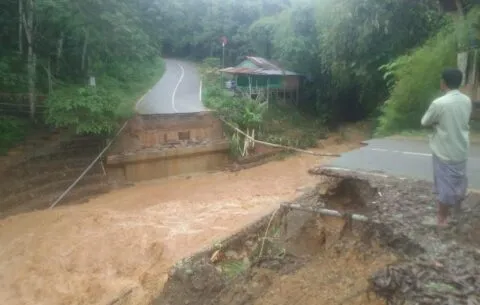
(0, 133), (365, 305)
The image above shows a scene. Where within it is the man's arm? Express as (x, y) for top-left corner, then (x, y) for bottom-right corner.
(421, 101), (439, 127)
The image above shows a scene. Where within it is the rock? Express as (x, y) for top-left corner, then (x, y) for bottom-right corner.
(245, 240), (254, 248)
(316, 184), (330, 196)
(225, 250), (241, 260)
(189, 263), (224, 292)
(421, 217), (437, 227)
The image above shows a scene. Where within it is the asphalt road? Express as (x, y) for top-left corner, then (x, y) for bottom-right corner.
(327, 138), (480, 190)
(136, 59), (205, 114)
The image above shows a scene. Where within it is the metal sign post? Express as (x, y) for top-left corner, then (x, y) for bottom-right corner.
(221, 36), (227, 86)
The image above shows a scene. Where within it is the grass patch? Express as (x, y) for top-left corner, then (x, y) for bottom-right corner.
(391, 130), (429, 139)
(219, 259), (249, 279)
(259, 102), (327, 149)
(0, 115), (30, 155)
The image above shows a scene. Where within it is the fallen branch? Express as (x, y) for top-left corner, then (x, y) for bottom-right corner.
(218, 117), (340, 157)
(258, 208), (280, 260)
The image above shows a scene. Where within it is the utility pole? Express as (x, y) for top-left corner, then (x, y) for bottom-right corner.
(221, 36), (227, 86)
(222, 41), (225, 85)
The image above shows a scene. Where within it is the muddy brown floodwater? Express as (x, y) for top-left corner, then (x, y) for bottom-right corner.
(0, 130), (366, 305)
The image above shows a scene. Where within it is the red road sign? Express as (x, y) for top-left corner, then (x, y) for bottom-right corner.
(221, 36), (228, 47)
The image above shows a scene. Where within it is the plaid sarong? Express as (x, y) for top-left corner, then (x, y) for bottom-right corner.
(432, 154), (468, 206)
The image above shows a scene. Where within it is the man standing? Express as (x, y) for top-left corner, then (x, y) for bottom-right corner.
(421, 68), (472, 228)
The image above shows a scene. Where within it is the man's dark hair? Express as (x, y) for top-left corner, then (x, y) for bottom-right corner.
(442, 68), (463, 89)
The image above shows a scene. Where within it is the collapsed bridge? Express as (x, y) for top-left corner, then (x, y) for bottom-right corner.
(106, 111), (230, 182)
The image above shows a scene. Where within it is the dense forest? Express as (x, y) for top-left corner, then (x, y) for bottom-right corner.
(0, 0), (478, 152)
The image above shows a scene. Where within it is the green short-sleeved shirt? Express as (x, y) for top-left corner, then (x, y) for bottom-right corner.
(421, 90), (472, 163)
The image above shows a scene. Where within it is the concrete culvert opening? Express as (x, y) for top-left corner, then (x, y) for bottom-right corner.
(153, 175), (404, 305)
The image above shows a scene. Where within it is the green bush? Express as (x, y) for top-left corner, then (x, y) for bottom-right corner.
(202, 57), (221, 68)
(375, 8), (480, 137)
(0, 116), (29, 155)
(44, 58), (165, 135)
(259, 102), (327, 149)
(203, 82), (268, 156)
(205, 88), (267, 131)
(199, 57), (223, 87)
(375, 21), (457, 136)
(204, 82), (324, 150)
(45, 86), (121, 135)
(0, 54), (27, 92)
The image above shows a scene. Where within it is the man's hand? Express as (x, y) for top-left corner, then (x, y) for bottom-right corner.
(421, 101), (439, 127)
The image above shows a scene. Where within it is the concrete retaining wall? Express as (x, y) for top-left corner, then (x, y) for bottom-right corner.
(107, 141), (230, 182)
(111, 111), (224, 154)
(106, 112), (229, 182)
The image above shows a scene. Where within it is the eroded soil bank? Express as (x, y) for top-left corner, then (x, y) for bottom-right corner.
(155, 168), (480, 305)
(157, 212), (399, 305)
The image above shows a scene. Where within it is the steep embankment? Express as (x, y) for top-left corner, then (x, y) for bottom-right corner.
(0, 130), (113, 218)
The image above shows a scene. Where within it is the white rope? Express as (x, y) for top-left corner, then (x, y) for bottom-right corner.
(49, 121), (129, 209)
(49, 82), (157, 209)
(218, 117), (340, 157)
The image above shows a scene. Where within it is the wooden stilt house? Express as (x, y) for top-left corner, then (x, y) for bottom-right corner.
(220, 56), (301, 105)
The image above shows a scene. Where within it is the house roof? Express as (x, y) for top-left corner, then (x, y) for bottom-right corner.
(438, 0), (465, 12)
(220, 56), (299, 76)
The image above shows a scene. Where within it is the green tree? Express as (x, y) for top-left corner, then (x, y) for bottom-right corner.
(0, 0), (457, 139)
